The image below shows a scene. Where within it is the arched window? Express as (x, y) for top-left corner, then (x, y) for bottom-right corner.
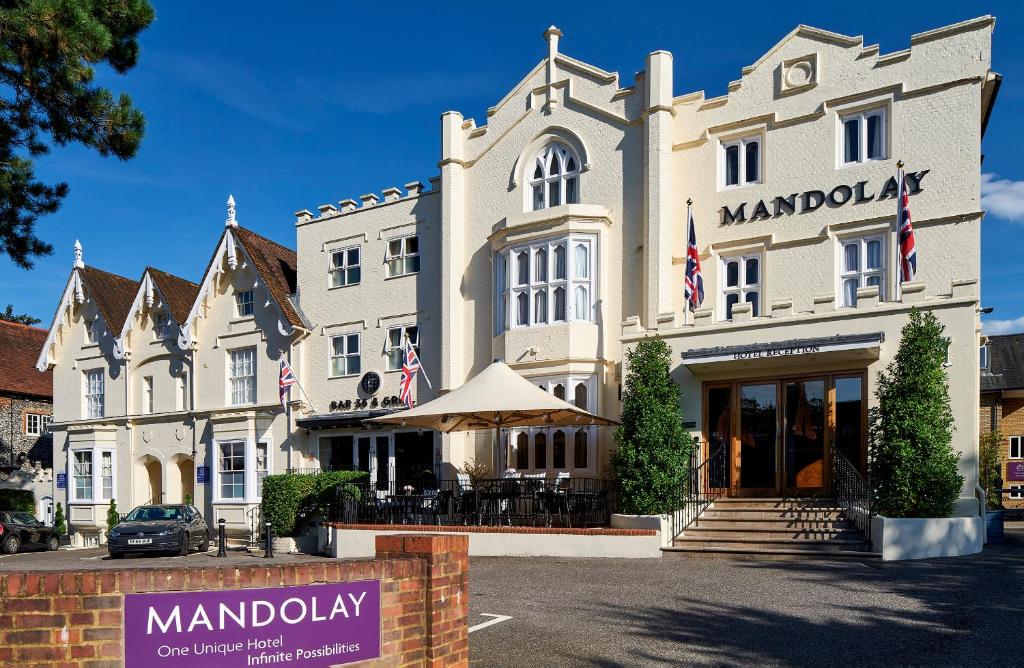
(553, 431), (566, 469)
(553, 287), (566, 321)
(516, 293), (529, 326)
(553, 384), (566, 401)
(574, 243), (589, 279)
(574, 285), (589, 321)
(534, 289), (548, 324)
(534, 432), (547, 470)
(516, 432), (529, 470)
(574, 430), (588, 469)
(574, 383), (588, 412)
(516, 251), (529, 286)
(534, 248), (547, 282)
(554, 244), (566, 279)
(530, 143), (580, 211)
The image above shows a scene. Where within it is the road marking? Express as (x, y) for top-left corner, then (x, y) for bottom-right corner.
(468, 614), (512, 634)
(81, 556), (103, 560)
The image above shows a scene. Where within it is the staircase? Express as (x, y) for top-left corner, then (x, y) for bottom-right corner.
(663, 497), (879, 559)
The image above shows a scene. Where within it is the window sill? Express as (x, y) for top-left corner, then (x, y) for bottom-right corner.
(837, 157), (888, 170)
(229, 316), (256, 325)
(720, 181), (761, 191)
(384, 271), (419, 281)
(328, 282), (361, 291)
(327, 374), (361, 380)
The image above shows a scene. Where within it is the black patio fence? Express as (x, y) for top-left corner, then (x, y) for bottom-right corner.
(316, 475), (617, 528)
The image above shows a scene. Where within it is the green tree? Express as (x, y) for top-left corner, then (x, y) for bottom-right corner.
(0, 304), (40, 325)
(979, 431), (1003, 511)
(53, 502), (67, 536)
(612, 337), (693, 515)
(0, 1), (155, 268)
(869, 308), (963, 517)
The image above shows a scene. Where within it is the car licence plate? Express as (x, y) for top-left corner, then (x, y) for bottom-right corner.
(127, 538), (152, 545)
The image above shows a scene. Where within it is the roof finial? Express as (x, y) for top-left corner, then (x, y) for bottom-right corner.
(73, 240), (84, 269)
(226, 194), (238, 228)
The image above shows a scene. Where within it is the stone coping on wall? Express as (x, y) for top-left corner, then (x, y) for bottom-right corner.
(327, 523), (657, 536)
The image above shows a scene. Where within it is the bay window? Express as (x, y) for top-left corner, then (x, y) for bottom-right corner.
(510, 376), (596, 472)
(218, 441), (246, 500)
(69, 448), (115, 503)
(73, 451), (93, 501)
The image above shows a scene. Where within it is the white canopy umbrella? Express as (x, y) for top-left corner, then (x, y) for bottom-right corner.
(367, 360), (619, 432)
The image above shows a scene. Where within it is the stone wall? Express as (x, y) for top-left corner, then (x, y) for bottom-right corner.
(0, 533), (469, 667)
(0, 394), (53, 469)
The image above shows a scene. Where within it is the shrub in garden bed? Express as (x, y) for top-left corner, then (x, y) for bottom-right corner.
(261, 471), (367, 537)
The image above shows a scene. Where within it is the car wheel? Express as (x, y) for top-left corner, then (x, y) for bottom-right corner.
(179, 532), (190, 557)
(2, 535), (20, 554)
(197, 532), (210, 552)
(46, 536), (60, 551)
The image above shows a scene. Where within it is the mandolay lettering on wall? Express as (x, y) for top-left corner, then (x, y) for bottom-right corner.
(721, 169), (930, 225)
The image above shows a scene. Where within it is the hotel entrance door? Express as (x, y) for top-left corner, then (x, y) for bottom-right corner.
(704, 374), (863, 497)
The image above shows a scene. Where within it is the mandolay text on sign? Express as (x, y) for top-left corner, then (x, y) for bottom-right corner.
(124, 580), (381, 667)
(720, 169), (929, 225)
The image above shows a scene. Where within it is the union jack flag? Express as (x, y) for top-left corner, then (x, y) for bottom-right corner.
(897, 167), (918, 283)
(684, 203), (705, 309)
(399, 337), (422, 409)
(279, 358), (298, 407)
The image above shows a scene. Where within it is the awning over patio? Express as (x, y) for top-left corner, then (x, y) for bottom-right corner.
(681, 332), (884, 373)
(367, 360), (619, 432)
(295, 408), (404, 430)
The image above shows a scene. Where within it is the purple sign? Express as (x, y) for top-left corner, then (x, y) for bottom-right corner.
(1007, 462), (1024, 482)
(124, 580), (381, 667)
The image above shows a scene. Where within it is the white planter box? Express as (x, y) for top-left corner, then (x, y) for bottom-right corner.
(870, 515), (983, 561)
(610, 514), (670, 546)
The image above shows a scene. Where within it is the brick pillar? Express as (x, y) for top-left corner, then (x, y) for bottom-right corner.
(377, 534), (469, 667)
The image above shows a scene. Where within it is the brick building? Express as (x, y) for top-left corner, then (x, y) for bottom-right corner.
(0, 320), (53, 470)
(980, 333), (1024, 508)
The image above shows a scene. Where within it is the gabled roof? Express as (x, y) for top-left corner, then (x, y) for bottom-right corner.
(982, 334), (1024, 393)
(232, 226), (302, 328)
(78, 266), (140, 334)
(145, 268), (200, 325)
(0, 320), (52, 399)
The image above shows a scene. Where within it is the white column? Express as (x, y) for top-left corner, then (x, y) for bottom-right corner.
(643, 50), (676, 328)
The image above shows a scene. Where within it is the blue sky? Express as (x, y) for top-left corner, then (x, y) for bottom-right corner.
(3, 1), (1023, 332)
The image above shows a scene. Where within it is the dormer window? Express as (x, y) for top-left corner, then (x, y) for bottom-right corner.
(530, 143), (580, 211)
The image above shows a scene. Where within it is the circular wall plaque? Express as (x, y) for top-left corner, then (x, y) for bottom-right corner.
(360, 371), (381, 396)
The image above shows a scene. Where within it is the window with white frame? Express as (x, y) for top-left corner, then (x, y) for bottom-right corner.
(155, 312), (172, 339)
(84, 369), (104, 418)
(218, 441), (246, 500)
(510, 376), (596, 472)
(721, 136), (761, 188)
(386, 236), (419, 277)
(841, 109), (886, 165)
(100, 451), (113, 500)
(25, 413), (52, 436)
(980, 343), (990, 371)
(73, 450), (93, 501)
(177, 373), (189, 411)
(70, 448), (114, 502)
(1010, 485), (1024, 500)
(256, 442), (269, 497)
(235, 289), (254, 317)
(386, 325), (418, 371)
(529, 142), (580, 211)
(228, 347), (256, 405)
(330, 333), (360, 377)
(496, 234), (594, 331)
(329, 247), (361, 287)
(840, 236), (885, 307)
(1011, 436), (1023, 460)
(721, 254), (761, 320)
(142, 376), (154, 414)
(85, 319), (97, 344)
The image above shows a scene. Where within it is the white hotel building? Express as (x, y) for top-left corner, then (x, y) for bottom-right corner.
(37, 17), (998, 543)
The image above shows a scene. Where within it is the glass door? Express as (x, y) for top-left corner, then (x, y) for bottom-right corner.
(738, 383), (779, 494)
(706, 386), (733, 491)
(783, 379), (826, 491)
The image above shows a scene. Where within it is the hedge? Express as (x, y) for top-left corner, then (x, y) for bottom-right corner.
(0, 489), (35, 513)
(261, 471), (366, 537)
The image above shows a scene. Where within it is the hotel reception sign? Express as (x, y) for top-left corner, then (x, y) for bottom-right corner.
(125, 580), (381, 667)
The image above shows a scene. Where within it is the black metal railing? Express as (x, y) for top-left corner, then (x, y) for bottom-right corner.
(830, 442), (872, 542)
(246, 505), (262, 547)
(328, 477), (615, 528)
(667, 441), (728, 540)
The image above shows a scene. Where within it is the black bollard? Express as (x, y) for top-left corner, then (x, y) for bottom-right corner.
(264, 521), (274, 558)
(216, 518), (227, 558)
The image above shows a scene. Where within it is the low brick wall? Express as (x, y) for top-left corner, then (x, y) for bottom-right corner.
(0, 534), (468, 667)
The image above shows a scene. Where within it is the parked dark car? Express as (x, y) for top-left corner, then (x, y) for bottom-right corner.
(107, 504), (210, 559)
(0, 511), (60, 553)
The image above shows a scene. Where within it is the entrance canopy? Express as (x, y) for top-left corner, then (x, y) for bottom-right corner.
(368, 361), (619, 432)
(682, 332), (884, 374)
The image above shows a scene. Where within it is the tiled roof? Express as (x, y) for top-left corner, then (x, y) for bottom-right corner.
(233, 227), (304, 328)
(146, 267), (200, 325)
(982, 333), (1024, 392)
(79, 266), (140, 334)
(0, 320), (52, 398)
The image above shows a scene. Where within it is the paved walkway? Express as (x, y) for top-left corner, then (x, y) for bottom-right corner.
(468, 524), (1024, 666)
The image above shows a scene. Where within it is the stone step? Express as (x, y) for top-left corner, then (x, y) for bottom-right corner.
(672, 536), (868, 551)
(693, 518), (853, 531)
(662, 545), (881, 560)
(683, 527), (862, 541)
(701, 509), (846, 521)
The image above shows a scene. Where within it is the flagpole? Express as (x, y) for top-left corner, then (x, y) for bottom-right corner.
(284, 352), (293, 473)
(685, 199), (693, 327)
(895, 160), (904, 299)
(405, 331), (432, 389)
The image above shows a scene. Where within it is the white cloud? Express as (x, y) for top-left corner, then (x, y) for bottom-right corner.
(983, 316), (1024, 335)
(981, 173), (1024, 222)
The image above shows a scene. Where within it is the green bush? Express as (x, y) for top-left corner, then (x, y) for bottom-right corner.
(612, 337), (694, 515)
(54, 502), (67, 535)
(979, 431), (1003, 511)
(184, 493), (193, 506)
(0, 489), (34, 513)
(261, 471), (366, 537)
(106, 499), (120, 531)
(869, 309), (964, 518)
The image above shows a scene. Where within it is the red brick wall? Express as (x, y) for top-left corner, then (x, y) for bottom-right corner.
(0, 534), (469, 667)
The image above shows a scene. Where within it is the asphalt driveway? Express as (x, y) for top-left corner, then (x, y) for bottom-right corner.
(468, 525), (1024, 667)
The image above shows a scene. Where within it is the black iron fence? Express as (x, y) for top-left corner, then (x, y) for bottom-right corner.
(325, 477), (615, 528)
(666, 440), (728, 540)
(830, 441), (872, 542)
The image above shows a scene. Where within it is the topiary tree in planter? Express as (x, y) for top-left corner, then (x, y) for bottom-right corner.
(53, 502), (67, 536)
(106, 499), (119, 532)
(869, 308), (963, 518)
(612, 336), (694, 515)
